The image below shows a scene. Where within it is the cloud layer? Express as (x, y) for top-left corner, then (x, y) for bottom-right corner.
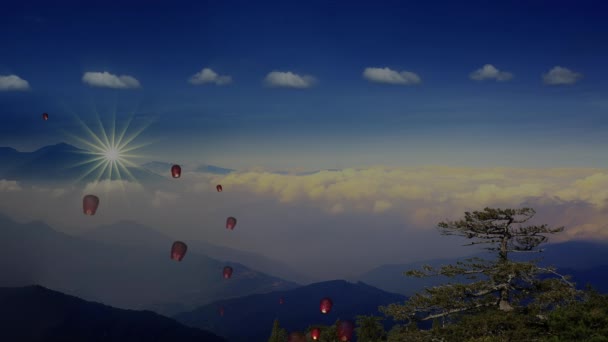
(0, 74), (31, 91)
(363, 67), (421, 85)
(82, 71), (141, 89)
(264, 71), (316, 88)
(542, 66), (583, 85)
(469, 64), (513, 81)
(189, 68), (232, 85)
(2, 166), (608, 278)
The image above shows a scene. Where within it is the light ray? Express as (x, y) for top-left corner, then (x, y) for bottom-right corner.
(63, 109), (156, 192)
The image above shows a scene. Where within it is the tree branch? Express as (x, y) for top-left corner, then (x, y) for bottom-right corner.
(537, 267), (576, 288)
(418, 301), (497, 321)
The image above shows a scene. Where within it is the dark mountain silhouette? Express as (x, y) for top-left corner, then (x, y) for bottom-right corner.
(142, 160), (340, 177)
(0, 285), (226, 342)
(358, 241), (608, 296)
(0, 214), (298, 316)
(81, 220), (314, 284)
(142, 161), (236, 175)
(0, 143), (165, 184)
(140, 161), (178, 175)
(174, 280), (405, 342)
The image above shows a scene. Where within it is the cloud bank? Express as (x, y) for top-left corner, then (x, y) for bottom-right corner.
(0, 74), (31, 91)
(363, 67), (421, 85)
(469, 64), (513, 81)
(2, 166), (608, 278)
(82, 71), (141, 89)
(542, 66), (583, 85)
(189, 68), (232, 85)
(264, 71), (316, 88)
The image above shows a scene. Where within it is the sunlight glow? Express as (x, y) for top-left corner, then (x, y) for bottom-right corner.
(105, 147), (120, 161)
(64, 110), (155, 186)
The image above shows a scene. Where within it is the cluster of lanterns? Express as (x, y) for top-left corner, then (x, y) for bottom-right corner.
(75, 135), (355, 340)
(288, 319), (354, 341)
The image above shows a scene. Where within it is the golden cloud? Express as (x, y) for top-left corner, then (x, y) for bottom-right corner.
(83, 180), (144, 194)
(0, 179), (21, 192)
(191, 166), (608, 239)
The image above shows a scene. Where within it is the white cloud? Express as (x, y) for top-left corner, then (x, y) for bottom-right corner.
(0, 180), (21, 192)
(151, 190), (179, 208)
(0, 75), (30, 91)
(362, 67), (421, 85)
(264, 71), (316, 88)
(469, 64), (513, 81)
(82, 71), (141, 89)
(189, 68), (232, 86)
(32, 186), (67, 197)
(3, 167), (608, 279)
(542, 66), (582, 85)
(83, 180), (144, 194)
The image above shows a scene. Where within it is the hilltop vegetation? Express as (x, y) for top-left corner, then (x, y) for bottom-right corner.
(267, 207), (608, 341)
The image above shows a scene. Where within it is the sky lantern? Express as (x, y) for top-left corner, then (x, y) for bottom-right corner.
(216, 184), (223, 192)
(223, 266), (233, 279)
(337, 320), (355, 341)
(320, 297), (333, 314)
(226, 216), (237, 230)
(171, 241), (187, 261)
(279, 296), (285, 305)
(82, 195), (99, 215)
(218, 306), (225, 317)
(171, 164), (181, 178)
(310, 328), (321, 340)
(42, 113), (49, 121)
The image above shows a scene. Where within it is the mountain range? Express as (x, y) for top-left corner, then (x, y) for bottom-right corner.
(0, 143), (165, 184)
(80, 220), (314, 285)
(357, 241), (608, 296)
(0, 143), (344, 185)
(0, 213), (298, 316)
(0, 285), (226, 342)
(174, 280), (406, 342)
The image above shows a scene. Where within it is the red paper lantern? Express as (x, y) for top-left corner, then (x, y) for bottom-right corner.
(226, 216), (237, 230)
(170, 241), (188, 261)
(171, 164), (181, 178)
(320, 297), (333, 314)
(82, 195), (99, 216)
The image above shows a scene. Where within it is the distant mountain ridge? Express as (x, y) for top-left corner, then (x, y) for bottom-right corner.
(0, 143), (345, 183)
(174, 279), (406, 342)
(81, 220), (314, 284)
(358, 241), (608, 296)
(0, 285), (226, 342)
(0, 143), (165, 184)
(0, 213), (299, 316)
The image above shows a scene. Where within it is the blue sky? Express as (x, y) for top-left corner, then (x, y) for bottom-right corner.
(2, 1), (608, 278)
(1, 0), (607, 169)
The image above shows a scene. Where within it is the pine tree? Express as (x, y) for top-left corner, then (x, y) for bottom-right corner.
(269, 319), (288, 342)
(380, 207), (580, 340)
(355, 315), (386, 341)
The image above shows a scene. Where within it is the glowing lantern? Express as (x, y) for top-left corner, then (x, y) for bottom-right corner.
(218, 306), (225, 317)
(216, 184), (223, 192)
(279, 297), (285, 305)
(42, 113), (49, 121)
(223, 266), (233, 279)
(171, 164), (181, 178)
(310, 328), (321, 340)
(171, 241), (187, 261)
(226, 216), (237, 230)
(320, 297), (333, 314)
(337, 320), (355, 341)
(82, 195), (99, 215)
